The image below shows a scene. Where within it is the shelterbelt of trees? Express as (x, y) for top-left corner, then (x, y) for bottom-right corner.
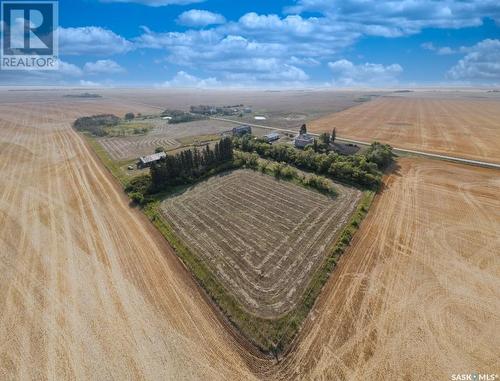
(73, 114), (121, 137)
(233, 136), (394, 189)
(126, 137), (234, 204)
(125, 136), (393, 204)
(161, 109), (207, 124)
(150, 137), (234, 191)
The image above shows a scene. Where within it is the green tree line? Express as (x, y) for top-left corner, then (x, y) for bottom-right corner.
(161, 109), (207, 124)
(233, 136), (393, 189)
(73, 114), (120, 136)
(150, 137), (233, 191)
(234, 151), (337, 196)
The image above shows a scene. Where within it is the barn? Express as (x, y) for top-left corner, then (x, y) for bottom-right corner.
(137, 152), (166, 169)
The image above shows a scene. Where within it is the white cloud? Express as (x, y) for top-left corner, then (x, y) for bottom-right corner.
(0, 59), (117, 86)
(289, 56), (321, 67)
(137, 12), (359, 58)
(100, 0), (204, 6)
(328, 59), (403, 86)
(286, 0), (500, 36)
(238, 13), (315, 36)
(59, 61), (84, 77)
(421, 42), (458, 55)
(136, 8), (425, 87)
(177, 10), (226, 27)
(160, 71), (219, 87)
(447, 39), (500, 81)
(435, 46), (456, 55)
(84, 59), (125, 74)
(59, 26), (132, 55)
(45, 1), (499, 87)
(137, 27), (311, 86)
(135, 12), (351, 86)
(79, 80), (102, 87)
(232, 12), (360, 51)
(139, 4), (499, 80)
(221, 58), (309, 83)
(0, 60), (83, 85)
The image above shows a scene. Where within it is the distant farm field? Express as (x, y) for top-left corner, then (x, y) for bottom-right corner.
(309, 96), (500, 163)
(93, 88), (379, 130)
(160, 170), (362, 318)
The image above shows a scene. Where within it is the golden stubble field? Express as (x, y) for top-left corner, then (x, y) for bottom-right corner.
(0, 90), (499, 380)
(268, 158), (500, 380)
(309, 95), (500, 164)
(0, 99), (258, 380)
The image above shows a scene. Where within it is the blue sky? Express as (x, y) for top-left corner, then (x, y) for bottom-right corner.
(3, 0), (500, 87)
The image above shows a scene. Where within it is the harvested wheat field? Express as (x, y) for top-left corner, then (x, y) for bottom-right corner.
(266, 158), (500, 380)
(1, 91), (499, 380)
(0, 100), (259, 380)
(309, 96), (500, 163)
(161, 170), (361, 318)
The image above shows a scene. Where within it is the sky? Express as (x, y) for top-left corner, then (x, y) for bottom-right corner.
(1, 0), (500, 87)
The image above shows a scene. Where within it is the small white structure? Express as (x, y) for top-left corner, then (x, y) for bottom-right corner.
(263, 132), (280, 143)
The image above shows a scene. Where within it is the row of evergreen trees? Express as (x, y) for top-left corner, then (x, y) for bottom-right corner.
(150, 137), (233, 191)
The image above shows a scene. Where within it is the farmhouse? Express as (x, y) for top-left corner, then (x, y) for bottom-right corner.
(137, 152), (166, 168)
(232, 125), (252, 136)
(294, 133), (315, 148)
(263, 132), (280, 143)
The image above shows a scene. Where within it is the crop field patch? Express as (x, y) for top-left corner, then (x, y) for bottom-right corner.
(98, 135), (181, 160)
(96, 119), (234, 160)
(309, 95), (500, 163)
(160, 170), (362, 318)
